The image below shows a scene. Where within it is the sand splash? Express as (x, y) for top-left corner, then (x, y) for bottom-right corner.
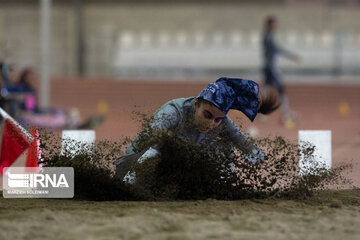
(38, 114), (351, 201)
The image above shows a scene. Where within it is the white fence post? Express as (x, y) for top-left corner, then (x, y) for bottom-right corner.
(298, 130), (332, 175)
(61, 130), (96, 157)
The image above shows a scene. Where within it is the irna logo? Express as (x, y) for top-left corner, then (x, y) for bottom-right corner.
(7, 172), (69, 188)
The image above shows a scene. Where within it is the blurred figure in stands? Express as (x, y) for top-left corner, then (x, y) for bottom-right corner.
(1, 65), (104, 129)
(262, 16), (300, 126)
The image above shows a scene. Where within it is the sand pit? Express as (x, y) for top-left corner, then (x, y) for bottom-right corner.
(1, 78), (359, 239)
(0, 190), (359, 239)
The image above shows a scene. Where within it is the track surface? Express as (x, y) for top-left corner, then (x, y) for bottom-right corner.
(51, 78), (360, 186)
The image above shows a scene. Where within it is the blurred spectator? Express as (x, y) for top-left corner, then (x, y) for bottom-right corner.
(0, 62), (10, 87)
(0, 63), (5, 111)
(0, 62), (19, 117)
(1, 65), (104, 129)
(14, 68), (38, 112)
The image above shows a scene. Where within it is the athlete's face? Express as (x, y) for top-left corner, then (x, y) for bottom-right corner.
(193, 99), (226, 133)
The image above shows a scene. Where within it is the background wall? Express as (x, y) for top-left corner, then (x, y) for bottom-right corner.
(1, 1), (359, 81)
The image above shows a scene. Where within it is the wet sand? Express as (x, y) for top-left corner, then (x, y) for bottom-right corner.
(0, 190), (359, 239)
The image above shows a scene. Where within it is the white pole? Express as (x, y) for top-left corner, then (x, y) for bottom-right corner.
(40, 0), (51, 108)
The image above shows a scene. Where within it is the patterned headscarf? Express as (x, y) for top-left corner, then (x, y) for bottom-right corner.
(197, 77), (260, 121)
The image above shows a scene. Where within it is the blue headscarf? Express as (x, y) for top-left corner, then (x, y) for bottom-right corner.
(197, 77), (260, 121)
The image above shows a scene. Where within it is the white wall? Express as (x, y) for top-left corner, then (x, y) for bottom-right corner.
(0, 3), (359, 78)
